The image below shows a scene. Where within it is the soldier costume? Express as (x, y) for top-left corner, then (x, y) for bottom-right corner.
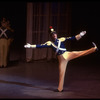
(0, 18), (14, 68)
(24, 26), (98, 92)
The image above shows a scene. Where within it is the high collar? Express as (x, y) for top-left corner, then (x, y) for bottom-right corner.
(52, 38), (58, 42)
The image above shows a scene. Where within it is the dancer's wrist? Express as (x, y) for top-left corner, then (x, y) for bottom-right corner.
(31, 45), (36, 48)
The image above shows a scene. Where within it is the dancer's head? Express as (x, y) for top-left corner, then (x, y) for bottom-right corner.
(50, 31), (57, 40)
(49, 26), (57, 40)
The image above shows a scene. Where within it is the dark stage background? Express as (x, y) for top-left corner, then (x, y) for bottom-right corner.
(0, 1), (99, 65)
(71, 1), (100, 66)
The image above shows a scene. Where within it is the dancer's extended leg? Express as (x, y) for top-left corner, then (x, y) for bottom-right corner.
(62, 47), (97, 61)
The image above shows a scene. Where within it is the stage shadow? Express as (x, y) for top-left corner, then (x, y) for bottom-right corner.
(0, 79), (55, 92)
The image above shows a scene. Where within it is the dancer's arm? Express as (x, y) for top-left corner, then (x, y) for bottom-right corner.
(75, 31), (86, 40)
(58, 31), (86, 42)
(24, 41), (52, 48)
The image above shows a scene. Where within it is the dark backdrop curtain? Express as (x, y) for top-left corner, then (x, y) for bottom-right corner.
(26, 2), (71, 61)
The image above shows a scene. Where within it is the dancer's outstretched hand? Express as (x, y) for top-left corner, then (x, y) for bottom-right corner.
(24, 43), (31, 48)
(80, 31), (86, 37)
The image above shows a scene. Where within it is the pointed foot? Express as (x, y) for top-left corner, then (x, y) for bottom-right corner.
(92, 42), (98, 51)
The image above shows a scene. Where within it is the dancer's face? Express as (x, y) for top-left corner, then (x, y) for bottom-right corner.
(51, 33), (57, 40)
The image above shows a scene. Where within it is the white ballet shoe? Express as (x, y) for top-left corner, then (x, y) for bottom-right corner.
(92, 42), (98, 51)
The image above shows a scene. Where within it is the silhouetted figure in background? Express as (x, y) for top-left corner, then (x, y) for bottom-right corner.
(0, 17), (14, 68)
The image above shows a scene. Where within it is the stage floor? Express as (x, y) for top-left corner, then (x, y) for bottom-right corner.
(0, 59), (100, 99)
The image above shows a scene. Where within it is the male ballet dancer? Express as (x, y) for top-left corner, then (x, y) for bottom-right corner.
(24, 26), (98, 92)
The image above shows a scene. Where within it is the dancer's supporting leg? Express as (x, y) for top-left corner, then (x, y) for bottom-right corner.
(57, 46), (97, 92)
(57, 55), (68, 92)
